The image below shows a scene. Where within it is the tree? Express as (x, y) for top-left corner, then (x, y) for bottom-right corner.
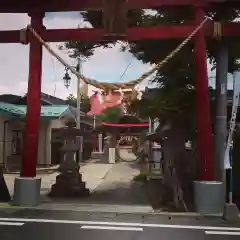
(63, 6), (240, 126)
(63, 5), (240, 209)
(96, 106), (122, 123)
(61, 10), (144, 59)
(66, 93), (91, 113)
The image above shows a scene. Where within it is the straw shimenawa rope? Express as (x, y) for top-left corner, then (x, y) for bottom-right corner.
(27, 17), (209, 91)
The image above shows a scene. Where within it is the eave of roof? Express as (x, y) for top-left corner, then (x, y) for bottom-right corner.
(0, 102), (70, 120)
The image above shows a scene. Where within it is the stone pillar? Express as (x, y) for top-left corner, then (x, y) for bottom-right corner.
(98, 133), (103, 153)
(0, 166), (11, 202)
(109, 134), (116, 163)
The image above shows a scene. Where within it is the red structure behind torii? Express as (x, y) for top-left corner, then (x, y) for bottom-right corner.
(1, 0), (238, 181)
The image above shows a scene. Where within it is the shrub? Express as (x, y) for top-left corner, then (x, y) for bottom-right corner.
(133, 172), (149, 182)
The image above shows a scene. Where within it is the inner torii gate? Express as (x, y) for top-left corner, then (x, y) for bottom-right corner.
(1, 0), (239, 186)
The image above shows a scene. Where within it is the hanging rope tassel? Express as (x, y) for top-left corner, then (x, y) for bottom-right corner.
(213, 22), (222, 40)
(102, 0), (128, 36)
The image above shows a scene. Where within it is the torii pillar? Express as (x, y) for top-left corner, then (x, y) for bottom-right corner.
(193, 6), (225, 215)
(13, 12), (44, 206)
(194, 6), (215, 181)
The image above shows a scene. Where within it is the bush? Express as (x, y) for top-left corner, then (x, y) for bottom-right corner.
(133, 172), (149, 183)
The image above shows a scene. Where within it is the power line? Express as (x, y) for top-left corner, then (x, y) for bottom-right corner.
(119, 56), (135, 82)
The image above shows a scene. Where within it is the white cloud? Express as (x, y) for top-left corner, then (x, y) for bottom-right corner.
(2, 12), (230, 99)
(0, 12), (152, 99)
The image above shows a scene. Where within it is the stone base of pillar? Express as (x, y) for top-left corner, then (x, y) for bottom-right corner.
(194, 181), (224, 215)
(223, 203), (239, 222)
(48, 171), (89, 198)
(0, 169), (11, 202)
(13, 177), (41, 206)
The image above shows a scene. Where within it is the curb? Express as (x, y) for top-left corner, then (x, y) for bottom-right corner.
(0, 203), (22, 209)
(4, 168), (59, 175)
(0, 203), (239, 219)
(150, 211), (223, 217)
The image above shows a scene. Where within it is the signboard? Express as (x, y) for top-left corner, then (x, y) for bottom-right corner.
(224, 72), (240, 169)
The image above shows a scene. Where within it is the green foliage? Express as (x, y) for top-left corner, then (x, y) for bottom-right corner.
(118, 115), (144, 124)
(59, 11), (115, 59)
(63, 5), (240, 135)
(133, 172), (149, 182)
(96, 107), (122, 123)
(63, 5), (240, 67)
(126, 6), (239, 133)
(129, 97), (158, 119)
(66, 93), (90, 113)
(126, 6), (240, 71)
(60, 9), (146, 59)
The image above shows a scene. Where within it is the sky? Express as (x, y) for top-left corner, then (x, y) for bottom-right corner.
(0, 12), (234, 100)
(0, 12), (153, 99)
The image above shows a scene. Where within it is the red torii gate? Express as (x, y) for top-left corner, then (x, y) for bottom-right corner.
(0, 0), (238, 181)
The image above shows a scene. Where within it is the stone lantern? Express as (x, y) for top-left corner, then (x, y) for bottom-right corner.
(146, 132), (164, 179)
(49, 125), (89, 197)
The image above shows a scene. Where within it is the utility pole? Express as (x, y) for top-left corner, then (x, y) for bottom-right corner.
(76, 57), (82, 163)
(214, 38), (228, 182)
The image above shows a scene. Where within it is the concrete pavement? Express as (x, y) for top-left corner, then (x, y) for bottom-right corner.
(3, 163), (114, 196)
(83, 162), (150, 205)
(80, 163), (113, 192)
(28, 162), (152, 213)
(1, 162), (153, 214)
(1, 158), (240, 238)
(0, 210), (239, 240)
(117, 146), (137, 162)
(3, 160), (238, 220)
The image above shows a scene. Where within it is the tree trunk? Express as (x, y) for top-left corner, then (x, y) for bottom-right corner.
(161, 126), (197, 210)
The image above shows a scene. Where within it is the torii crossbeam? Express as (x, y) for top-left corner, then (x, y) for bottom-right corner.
(1, 0), (236, 184)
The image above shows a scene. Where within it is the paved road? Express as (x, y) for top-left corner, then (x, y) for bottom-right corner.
(0, 209), (239, 240)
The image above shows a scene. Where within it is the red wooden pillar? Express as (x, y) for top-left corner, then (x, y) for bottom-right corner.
(92, 135), (97, 152)
(194, 7), (215, 181)
(21, 13), (44, 178)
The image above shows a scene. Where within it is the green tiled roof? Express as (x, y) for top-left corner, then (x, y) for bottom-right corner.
(0, 102), (69, 119)
(40, 105), (69, 118)
(0, 102), (25, 116)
